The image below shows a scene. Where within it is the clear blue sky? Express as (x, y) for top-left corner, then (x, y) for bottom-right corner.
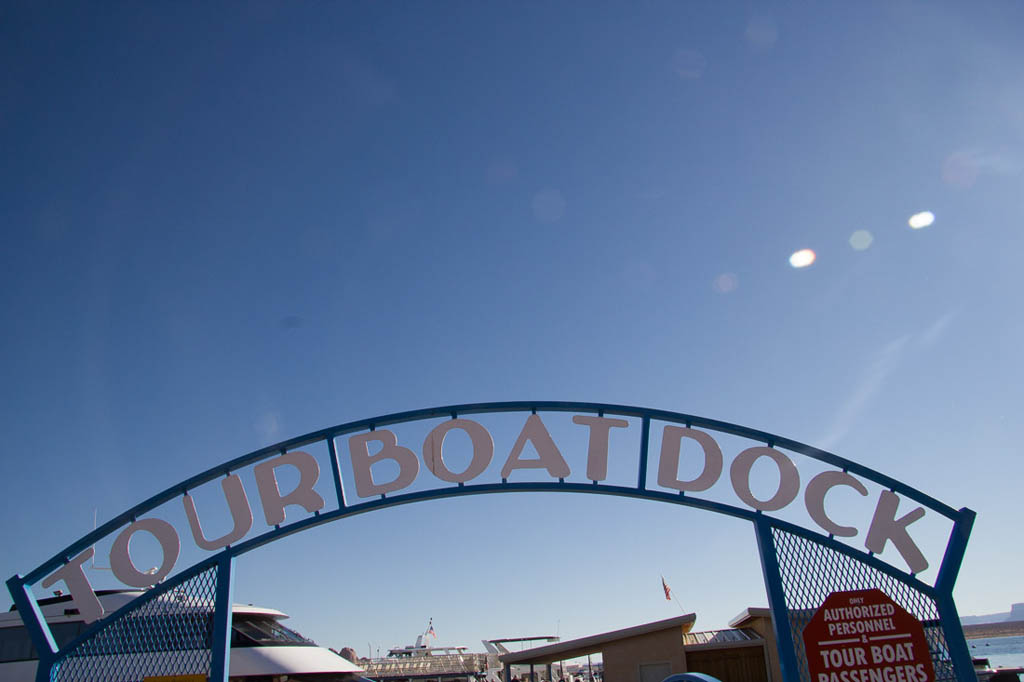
(3, 0), (1023, 655)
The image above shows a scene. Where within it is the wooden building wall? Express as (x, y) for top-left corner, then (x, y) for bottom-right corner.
(685, 645), (769, 682)
(602, 629), (688, 682)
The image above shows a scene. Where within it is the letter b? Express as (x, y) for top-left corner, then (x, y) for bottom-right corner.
(350, 430), (420, 497)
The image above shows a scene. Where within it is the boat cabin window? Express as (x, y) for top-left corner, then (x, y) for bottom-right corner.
(0, 615), (318, 662)
(231, 615), (316, 647)
(228, 674), (371, 682)
(0, 623), (86, 662)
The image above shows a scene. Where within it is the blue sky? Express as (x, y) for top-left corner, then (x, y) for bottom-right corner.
(3, 0), (1023, 656)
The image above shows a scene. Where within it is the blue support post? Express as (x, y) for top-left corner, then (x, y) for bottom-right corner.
(637, 416), (650, 491)
(6, 576), (58, 682)
(934, 510), (976, 681)
(934, 592), (975, 682)
(209, 552), (236, 682)
(754, 519), (802, 682)
(327, 436), (347, 509)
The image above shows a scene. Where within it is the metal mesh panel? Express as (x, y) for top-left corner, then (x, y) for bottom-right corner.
(50, 566), (217, 682)
(771, 528), (956, 682)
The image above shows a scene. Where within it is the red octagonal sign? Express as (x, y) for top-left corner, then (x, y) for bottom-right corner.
(802, 589), (936, 682)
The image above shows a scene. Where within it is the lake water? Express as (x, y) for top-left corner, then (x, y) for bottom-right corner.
(968, 635), (1024, 669)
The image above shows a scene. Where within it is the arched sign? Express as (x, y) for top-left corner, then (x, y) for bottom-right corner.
(6, 402), (977, 682)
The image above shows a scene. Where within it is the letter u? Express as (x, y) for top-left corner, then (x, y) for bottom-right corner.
(183, 474), (254, 551)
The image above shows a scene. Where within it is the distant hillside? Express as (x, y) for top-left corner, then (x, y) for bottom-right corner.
(962, 621), (1024, 639)
(961, 603), (1024, 625)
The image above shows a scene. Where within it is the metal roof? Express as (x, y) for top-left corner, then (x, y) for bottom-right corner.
(682, 628), (763, 648)
(728, 607), (772, 628)
(499, 614), (697, 665)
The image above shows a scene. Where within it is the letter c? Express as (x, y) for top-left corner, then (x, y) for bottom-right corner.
(804, 470), (868, 537)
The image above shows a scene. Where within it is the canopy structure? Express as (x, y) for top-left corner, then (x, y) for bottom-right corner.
(500, 614), (697, 666)
(499, 612), (778, 682)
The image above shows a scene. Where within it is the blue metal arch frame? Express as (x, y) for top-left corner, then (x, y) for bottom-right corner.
(8, 401), (977, 682)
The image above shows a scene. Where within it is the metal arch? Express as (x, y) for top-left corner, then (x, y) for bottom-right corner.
(13, 485), (943, 679)
(20, 400), (968, 587)
(9, 401), (977, 682)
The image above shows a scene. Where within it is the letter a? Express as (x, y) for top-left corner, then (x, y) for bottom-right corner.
(501, 414), (570, 479)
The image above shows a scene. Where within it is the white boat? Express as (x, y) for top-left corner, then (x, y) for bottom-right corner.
(0, 589), (366, 682)
(385, 632), (471, 658)
(360, 623), (501, 682)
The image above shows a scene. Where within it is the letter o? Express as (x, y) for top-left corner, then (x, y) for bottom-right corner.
(423, 419), (494, 483)
(110, 518), (180, 588)
(730, 446), (800, 511)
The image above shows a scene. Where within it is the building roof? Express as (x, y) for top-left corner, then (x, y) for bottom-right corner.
(728, 607), (771, 629)
(683, 628), (763, 649)
(499, 614), (697, 665)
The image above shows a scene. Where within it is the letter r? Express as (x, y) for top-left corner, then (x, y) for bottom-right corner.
(254, 451), (326, 525)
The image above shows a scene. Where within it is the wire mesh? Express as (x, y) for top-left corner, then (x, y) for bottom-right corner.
(50, 566), (218, 682)
(771, 528), (956, 682)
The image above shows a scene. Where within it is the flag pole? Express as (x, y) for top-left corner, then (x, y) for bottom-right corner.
(661, 575), (685, 614)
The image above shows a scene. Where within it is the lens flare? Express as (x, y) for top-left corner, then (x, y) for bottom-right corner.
(908, 211), (935, 229)
(789, 249), (816, 268)
(713, 272), (739, 293)
(849, 230), (873, 251)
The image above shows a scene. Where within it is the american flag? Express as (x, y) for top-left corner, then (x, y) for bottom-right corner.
(661, 576), (672, 601)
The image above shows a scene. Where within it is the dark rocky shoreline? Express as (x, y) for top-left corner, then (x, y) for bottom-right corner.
(963, 621), (1024, 640)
